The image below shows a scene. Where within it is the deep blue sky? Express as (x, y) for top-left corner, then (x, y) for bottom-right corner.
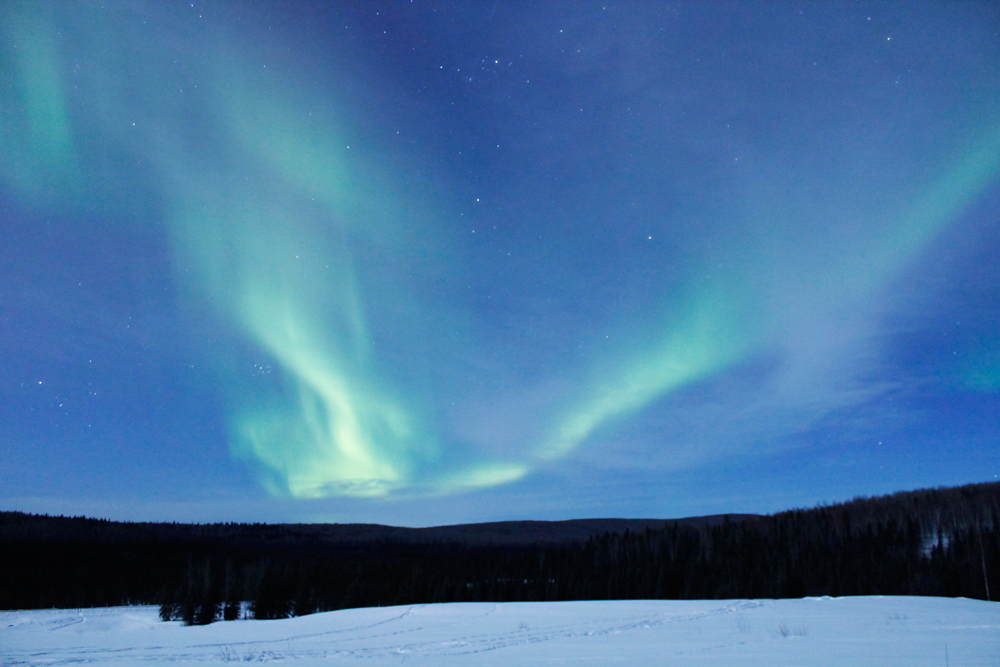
(2, 1), (998, 525)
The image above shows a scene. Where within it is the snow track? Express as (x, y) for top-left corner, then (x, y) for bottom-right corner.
(2, 597), (997, 666)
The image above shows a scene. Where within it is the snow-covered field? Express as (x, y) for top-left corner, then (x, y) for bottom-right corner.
(2, 597), (997, 666)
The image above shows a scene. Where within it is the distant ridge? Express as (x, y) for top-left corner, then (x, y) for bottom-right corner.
(396, 515), (761, 546)
(0, 511), (760, 548)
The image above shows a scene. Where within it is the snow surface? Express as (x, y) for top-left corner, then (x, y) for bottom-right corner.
(2, 597), (997, 666)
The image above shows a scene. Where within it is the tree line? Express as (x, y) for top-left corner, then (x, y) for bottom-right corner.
(1, 481), (996, 624)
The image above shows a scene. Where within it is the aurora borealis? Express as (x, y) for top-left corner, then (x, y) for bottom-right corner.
(2, 2), (998, 524)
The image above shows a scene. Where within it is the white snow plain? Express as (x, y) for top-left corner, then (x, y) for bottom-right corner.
(2, 597), (997, 666)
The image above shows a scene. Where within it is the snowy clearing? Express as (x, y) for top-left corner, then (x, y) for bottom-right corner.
(2, 597), (997, 666)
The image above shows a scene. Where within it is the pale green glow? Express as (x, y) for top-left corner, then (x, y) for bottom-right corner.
(865, 124), (1000, 289)
(172, 55), (534, 498)
(963, 346), (1000, 391)
(219, 75), (353, 214)
(170, 151), (433, 498)
(536, 123), (1000, 463)
(236, 282), (412, 498)
(0, 2), (78, 203)
(537, 291), (747, 460)
(439, 463), (531, 492)
(965, 366), (1000, 391)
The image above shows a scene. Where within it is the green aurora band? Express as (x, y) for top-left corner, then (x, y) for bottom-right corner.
(2, 2), (999, 499)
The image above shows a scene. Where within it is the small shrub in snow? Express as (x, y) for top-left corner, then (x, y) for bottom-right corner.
(219, 646), (279, 662)
(773, 624), (808, 638)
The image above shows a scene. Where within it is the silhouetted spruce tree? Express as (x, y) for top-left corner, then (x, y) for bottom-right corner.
(251, 560), (291, 620)
(194, 560), (220, 625)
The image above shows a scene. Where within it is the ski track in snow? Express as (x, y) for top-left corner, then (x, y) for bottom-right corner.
(1, 597), (997, 666)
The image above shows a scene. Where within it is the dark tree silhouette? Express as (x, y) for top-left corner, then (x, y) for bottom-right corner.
(1, 482), (996, 624)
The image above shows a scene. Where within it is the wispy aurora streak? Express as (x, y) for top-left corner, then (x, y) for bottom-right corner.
(0, 2), (78, 205)
(2, 3), (998, 501)
(167, 55), (446, 498)
(157, 19), (531, 498)
(538, 123), (1000, 462)
(172, 193), (419, 498)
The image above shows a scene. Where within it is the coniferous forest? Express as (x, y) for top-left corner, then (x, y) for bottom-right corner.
(1, 482), (997, 625)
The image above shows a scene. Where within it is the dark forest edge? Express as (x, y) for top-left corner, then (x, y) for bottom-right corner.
(1, 481), (997, 624)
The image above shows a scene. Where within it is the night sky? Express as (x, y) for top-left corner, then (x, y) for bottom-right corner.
(2, 1), (998, 525)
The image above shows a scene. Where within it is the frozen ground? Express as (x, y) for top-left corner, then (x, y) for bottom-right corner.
(2, 597), (997, 666)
